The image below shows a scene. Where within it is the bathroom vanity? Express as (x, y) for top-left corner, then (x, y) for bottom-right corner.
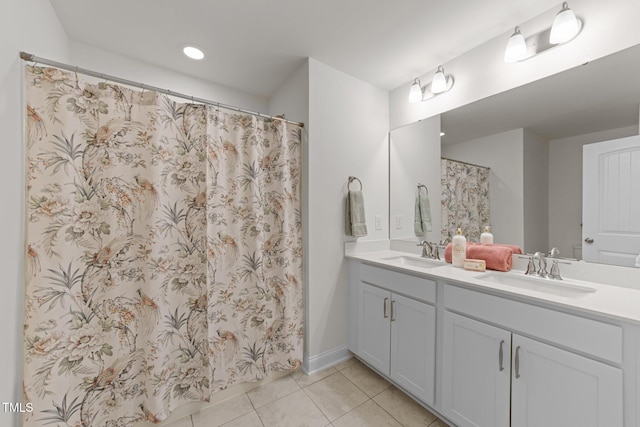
(346, 247), (640, 427)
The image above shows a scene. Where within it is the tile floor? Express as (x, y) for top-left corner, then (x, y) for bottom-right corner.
(162, 357), (449, 427)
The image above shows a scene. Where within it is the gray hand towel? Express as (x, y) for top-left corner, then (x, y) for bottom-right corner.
(414, 186), (432, 234)
(346, 190), (368, 237)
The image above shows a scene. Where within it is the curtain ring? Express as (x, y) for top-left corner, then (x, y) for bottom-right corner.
(348, 176), (362, 191)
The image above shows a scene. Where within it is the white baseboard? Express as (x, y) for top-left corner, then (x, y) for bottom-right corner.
(303, 345), (352, 375)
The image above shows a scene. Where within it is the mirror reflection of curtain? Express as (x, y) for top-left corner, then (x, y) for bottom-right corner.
(23, 66), (303, 426)
(441, 158), (490, 242)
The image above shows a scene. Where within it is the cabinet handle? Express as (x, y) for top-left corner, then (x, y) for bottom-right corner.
(390, 300), (396, 322)
(383, 298), (388, 318)
(498, 340), (504, 372)
(515, 346), (521, 379)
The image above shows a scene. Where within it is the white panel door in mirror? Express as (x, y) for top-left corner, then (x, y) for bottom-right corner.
(583, 135), (640, 267)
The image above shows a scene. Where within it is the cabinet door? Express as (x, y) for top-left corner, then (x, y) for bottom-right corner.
(442, 312), (511, 427)
(390, 293), (436, 405)
(511, 334), (623, 427)
(357, 282), (391, 375)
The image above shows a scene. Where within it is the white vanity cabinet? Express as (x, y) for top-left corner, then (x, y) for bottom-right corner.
(353, 264), (436, 404)
(443, 285), (624, 427)
(348, 257), (632, 426)
(441, 311), (511, 427)
(442, 311), (623, 427)
(510, 334), (622, 427)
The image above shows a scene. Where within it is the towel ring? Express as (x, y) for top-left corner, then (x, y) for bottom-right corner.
(417, 183), (428, 194)
(348, 176), (362, 191)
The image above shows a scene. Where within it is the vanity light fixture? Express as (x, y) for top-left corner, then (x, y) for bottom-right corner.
(549, 2), (580, 44)
(408, 66), (454, 103)
(431, 66), (448, 94)
(183, 46), (205, 60)
(409, 78), (423, 103)
(503, 2), (582, 63)
(504, 27), (527, 63)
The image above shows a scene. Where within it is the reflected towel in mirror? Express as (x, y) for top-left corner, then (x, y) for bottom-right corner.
(414, 185), (432, 234)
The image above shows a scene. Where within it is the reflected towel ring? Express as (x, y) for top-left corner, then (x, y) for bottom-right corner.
(348, 176), (362, 191)
(417, 183), (428, 194)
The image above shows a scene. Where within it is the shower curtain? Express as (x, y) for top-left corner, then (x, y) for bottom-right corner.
(23, 66), (303, 426)
(441, 158), (490, 243)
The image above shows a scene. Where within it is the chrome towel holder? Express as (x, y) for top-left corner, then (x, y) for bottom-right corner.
(348, 176), (363, 191)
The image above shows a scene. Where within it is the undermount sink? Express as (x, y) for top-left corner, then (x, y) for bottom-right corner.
(475, 272), (597, 297)
(383, 255), (444, 269)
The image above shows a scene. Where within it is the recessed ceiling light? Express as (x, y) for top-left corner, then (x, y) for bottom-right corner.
(440, 132), (446, 137)
(183, 46), (204, 60)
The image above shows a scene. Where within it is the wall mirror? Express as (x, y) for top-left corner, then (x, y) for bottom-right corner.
(390, 43), (640, 267)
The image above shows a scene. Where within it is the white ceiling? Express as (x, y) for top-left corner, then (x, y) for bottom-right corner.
(50, 0), (562, 98)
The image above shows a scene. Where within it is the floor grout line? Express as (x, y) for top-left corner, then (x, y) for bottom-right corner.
(336, 364), (392, 401)
(247, 379), (302, 410)
(305, 368), (391, 425)
(254, 408), (266, 427)
(332, 398), (376, 425)
(245, 391), (267, 427)
(370, 397), (407, 427)
(300, 382), (333, 424)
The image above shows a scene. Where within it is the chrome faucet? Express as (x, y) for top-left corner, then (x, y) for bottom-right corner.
(533, 251), (548, 278)
(546, 248), (567, 279)
(432, 244), (440, 260)
(522, 250), (568, 280)
(417, 241), (440, 259)
(417, 241), (432, 258)
(525, 256), (536, 276)
(549, 260), (563, 280)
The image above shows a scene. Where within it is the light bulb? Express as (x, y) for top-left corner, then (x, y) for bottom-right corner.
(409, 78), (423, 103)
(431, 66), (447, 94)
(504, 27), (527, 63)
(550, 2), (579, 44)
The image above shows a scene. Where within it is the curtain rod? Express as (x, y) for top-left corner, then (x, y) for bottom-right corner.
(19, 51), (304, 128)
(441, 157), (491, 170)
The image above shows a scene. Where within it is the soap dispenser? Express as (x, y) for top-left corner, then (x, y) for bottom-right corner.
(480, 226), (494, 244)
(452, 228), (466, 267)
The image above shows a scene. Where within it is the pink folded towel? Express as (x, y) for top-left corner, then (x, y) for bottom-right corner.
(444, 242), (522, 272)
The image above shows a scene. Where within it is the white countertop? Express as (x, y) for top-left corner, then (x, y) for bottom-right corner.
(346, 248), (640, 325)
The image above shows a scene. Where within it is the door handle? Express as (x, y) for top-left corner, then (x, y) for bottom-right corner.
(515, 346), (521, 379)
(390, 300), (396, 322)
(383, 297), (388, 318)
(498, 340), (504, 372)
(584, 237), (594, 244)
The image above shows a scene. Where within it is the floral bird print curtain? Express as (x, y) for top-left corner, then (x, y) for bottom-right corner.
(23, 66), (303, 426)
(441, 158), (490, 243)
